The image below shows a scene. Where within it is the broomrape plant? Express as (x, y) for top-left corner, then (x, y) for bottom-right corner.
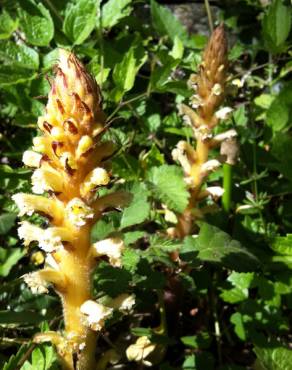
(171, 25), (238, 238)
(12, 50), (133, 370)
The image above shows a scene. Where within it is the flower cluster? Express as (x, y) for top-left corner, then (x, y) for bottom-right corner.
(171, 25), (238, 238)
(13, 49), (131, 370)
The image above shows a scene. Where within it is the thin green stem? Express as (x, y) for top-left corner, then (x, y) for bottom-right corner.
(222, 163), (233, 213)
(204, 0), (214, 33)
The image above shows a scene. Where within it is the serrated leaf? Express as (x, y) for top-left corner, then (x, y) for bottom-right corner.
(254, 344), (292, 370)
(18, 0), (54, 46)
(3, 344), (30, 370)
(263, 0), (291, 52)
(270, 234), (292, 256)
(63, 0), (100, 45)
(0, 41), (39, 70)
(147, 165), (189, 213)
(120, 183), (150, 229)
(0, 247), (25, 277)
(102, 0), (132, 29)
(122, 248), (141, 272)
(21, 344), (59, 370)
(0, 10), (18, 40)
(185, 223), (259, 272)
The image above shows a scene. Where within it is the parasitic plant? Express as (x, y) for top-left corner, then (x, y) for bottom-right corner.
(13, 50), (132, 370)
(171, 24), (238, 238)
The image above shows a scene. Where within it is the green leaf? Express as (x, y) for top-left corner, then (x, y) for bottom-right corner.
(0, 213), (17, 235)
(150, 0), (195, 48)
(254, 344), (292, 370)
(270, 234), (292, 256)
(230, 312), (246, 341)
(102, 0), (132, 29)
(0, 10), (18, 40)
(0, 310), (46, 325)
(3, 344), (30, 370)
(169, 36), (184, 60)
(0, 247), (25, 277)
(263, 0), (291, 53)
(112, 46), (146, 98)
(122, 248), (141, 272)
(181, 332), (211, 349)
(147, 165), (189, 213)
(63, 0), (100, 45)
(18, 0), (54, 46)
(21, 344), (59, 370)
(0, 41), (39, 70)
(220, 271), (254, 304)
(120, 183), (150, 229)
(266, 99), (289, 131)
(186, 223), (259, 271)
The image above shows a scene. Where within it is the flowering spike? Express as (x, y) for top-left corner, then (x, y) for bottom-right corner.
(13, 49), (130, 370)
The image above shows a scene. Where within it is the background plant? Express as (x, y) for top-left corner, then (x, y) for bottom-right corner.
(0, 0), (292, 369)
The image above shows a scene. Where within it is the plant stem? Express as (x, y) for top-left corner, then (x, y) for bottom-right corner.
(204, 0), (214, 33)
(222, 163), (233, 213)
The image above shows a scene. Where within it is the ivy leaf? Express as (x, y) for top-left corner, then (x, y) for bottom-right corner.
(120, 183), (150, 229)
(185, 223), (259, 272)
(263, 0), (291, 53)
(18, 0), (54, 46)
(230, 312), (247, 341)
(63, 0), (100, 45)
(102, 0), (132, 29)
(0, 10), (18, 40)
(220, 272), (254, 304)
(146, 165), (189, 213)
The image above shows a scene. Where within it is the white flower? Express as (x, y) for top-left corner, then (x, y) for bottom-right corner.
(91, 238), (124, 267)
(80, 300), (113, 331)
(171, 148), (191, 175)
(201, 159), (221, 174)
(32, 166), (63, 194)
(12, 193), (36, 216)
(50, 127), (64, 140)
(81, 167), (110, 196)
(109, 294), (136, 311)
(126, 336), (156, 366)
(213, 129), (237, 142)
(23, 272), (49, 294)
(22, 150), (42, 167)
(215, 107), (233, 120)
(66, 198), (94, 227)
(206, 186), (224, 198)
(190, 94), (203, 108)
(18, 221), (42, 246)
(39, 227), (73, 252)
(212, 83), (222, 96)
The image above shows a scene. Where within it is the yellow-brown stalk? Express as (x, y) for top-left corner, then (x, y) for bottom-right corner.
(172, 24), (232, 238)
(13, 50), (130, 370)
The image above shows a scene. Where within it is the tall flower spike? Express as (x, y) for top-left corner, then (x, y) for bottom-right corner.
(172, 25), (237, 238)
(13, 49), (130, 370)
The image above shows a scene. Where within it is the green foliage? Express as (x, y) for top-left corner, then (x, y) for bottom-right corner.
(147, 165), (189, 213)
(0, 0), (292, 369)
